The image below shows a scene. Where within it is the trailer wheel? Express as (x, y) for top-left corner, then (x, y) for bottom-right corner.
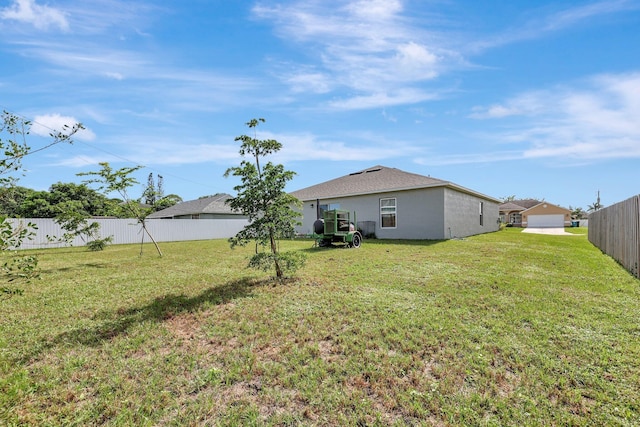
(350, 232), (362, 248)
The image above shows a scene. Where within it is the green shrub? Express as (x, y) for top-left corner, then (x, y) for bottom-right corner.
(247, 250), (306, 277)
(86, 236), (113, 251)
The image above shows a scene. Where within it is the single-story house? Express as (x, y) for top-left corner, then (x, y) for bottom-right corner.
(521, 202), (572, 228)
(290, 165), (501, 240)
(148, 193), (246, 219)
(499, 199), (541, 226)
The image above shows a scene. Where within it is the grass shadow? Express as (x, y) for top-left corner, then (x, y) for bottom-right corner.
(39, 262), (111, 274)
(362, 239), (446, 247)
(18, 277), (261, 363)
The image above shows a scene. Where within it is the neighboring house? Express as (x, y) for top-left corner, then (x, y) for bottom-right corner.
(499, 199), (541, 226)
(147, 193), (245, 219)
(290, 165), (500, 240)
(521, 202), (572, 228)
(499, 199), (571, 228)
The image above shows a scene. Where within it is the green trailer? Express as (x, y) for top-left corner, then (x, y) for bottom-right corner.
(313, 209), (362, 248)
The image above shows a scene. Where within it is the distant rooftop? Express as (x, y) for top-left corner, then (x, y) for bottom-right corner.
(148, 193), (240, 218)
(499, 199), (542, 210)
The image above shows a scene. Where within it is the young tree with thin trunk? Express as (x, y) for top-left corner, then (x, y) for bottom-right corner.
(79, 163), (163, 257)
(0, 111), (82, 297)
(224, 118), (305, 281)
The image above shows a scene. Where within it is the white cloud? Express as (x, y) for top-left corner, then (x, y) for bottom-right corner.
(15, 41), (149, 79)
(285, 71), (333, 94)
(253, 0), (454, 109)
(469, 105), (518, 119)
(240, 130), (420, 163)
(53, 140), (240, 168)
(104, 71), (124, 80)
(467, 72), (640, 162)
(32, 114), (96, 141)
(394, 42), (439, 79)
(345, 0), (403, 21)
(469, 92), (549, 119)
(0, 0), (69, 31)
(326, 89), (440, 110)
(381, 109), (397, 123)
(472, 0), (640, 51)
(415, 151), (524, 166)
(57, 128), (420, 169)
(53, 154), (107, 168)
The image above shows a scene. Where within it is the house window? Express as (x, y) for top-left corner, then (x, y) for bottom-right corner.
(380, 198), (396, 228)
(479, 202), (484, 226)
(191, 214), (200, 219)
(319, 203), (340, 218)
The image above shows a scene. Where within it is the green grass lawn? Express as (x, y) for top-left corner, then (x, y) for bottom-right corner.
(1, 227), (639, 426)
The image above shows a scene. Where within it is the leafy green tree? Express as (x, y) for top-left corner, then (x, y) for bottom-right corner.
(0, 216), (38, 296)
(142, 172), (180, 211)
(154, 193), (182, 211)
(570, 206), (586, 220)
(18, 190), (57, 218)
(54, 200), (113, 250)
(0, 182), (116, 219)
(144, 172), (158, 205)
(79, 162), (162, 256)
(224, 118), (305, 281)
(0, 185), (33, 217)
(48, 182), (115, 216)
(0, 111), (82, 298)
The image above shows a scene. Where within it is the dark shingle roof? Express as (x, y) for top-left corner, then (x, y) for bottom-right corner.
(147, 194), (239, 218)
(498, 202), (527, 211)
(290, 165), (499, 202)
(499, 199), (542, 210)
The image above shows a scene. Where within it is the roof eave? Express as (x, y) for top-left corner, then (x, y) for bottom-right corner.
(293, 182), (500, 203)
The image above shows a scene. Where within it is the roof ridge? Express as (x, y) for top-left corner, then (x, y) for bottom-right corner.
(290, 165), (495, 202)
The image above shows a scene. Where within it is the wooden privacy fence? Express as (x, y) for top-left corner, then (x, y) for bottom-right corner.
(8, 218), (250, 250)
(588, 195), (640, 279)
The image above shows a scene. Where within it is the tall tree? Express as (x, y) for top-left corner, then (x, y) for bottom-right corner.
(224, 118), (305, 281)
(144, 173), (156, 205)
(143, 173), (174, 211)
(157, 174), (164, 200)
(588, 191), (603, 213)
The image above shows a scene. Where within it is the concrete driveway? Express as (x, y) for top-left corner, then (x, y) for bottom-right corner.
(521, 227), (575, 235)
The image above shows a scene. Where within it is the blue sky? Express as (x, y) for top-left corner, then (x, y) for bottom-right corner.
(1, 0), (639, 210)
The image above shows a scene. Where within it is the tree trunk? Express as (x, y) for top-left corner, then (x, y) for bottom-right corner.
(142, 221), (163, 257)
(269, 229), (282, 279)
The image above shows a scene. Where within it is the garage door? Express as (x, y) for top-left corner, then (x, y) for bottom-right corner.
(527, 214), (565, 228)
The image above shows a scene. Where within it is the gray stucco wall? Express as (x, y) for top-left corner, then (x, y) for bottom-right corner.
(296, 187), (499, 240)
(443, 188), (500, 238)
(296, 188), (447, 240)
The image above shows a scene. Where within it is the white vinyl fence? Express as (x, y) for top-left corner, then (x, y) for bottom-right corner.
(8, 218), (250, 250)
